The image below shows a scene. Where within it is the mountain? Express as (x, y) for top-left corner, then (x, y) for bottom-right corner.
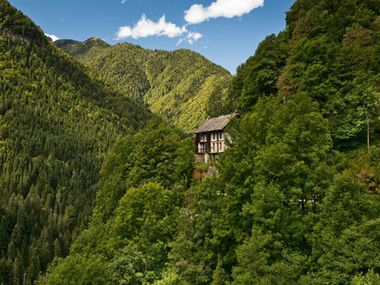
(38, 121), (195, 285)
(227, 0), (380, 147)
(0, 0), (150, 283)
(40, 0), (380, 284)
(56, 39), (232, 133)
(55, 37), (110, 57)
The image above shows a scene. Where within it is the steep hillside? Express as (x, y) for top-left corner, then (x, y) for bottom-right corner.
(38, 122), (194, 285)
(227, 0), (380, 147)
(40, 0), (380, 284)
(0, 0), (149, 283)
(56, 40), (232, 132)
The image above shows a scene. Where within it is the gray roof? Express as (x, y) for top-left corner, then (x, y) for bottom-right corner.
(195, 114), (236, 134)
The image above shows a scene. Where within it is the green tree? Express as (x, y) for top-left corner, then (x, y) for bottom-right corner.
(39, 121), (194, 284)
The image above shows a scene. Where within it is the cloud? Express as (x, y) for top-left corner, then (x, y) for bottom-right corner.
(121, 0), (127, 3)
(184, 0), (264, 24)
(116, 15), (186, 40)
(177, 31), (203, 45)
(187, 31), (203, 44)
(45, 33), (60, 42)
(116, 15), (203, 45)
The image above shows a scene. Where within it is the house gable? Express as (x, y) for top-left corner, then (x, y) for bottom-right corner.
(194, 113), (238, 163)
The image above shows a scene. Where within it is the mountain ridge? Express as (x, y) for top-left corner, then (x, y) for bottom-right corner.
(0, 0), (150, 283)
(55, 38), (232, 132)
(40, 0), (380, 284)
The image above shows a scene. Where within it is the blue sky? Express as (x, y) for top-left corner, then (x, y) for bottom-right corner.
(9, 0), (295, 73)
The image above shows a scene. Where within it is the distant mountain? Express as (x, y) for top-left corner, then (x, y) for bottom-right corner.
(40, 0), (380, 284)
(55, 37), (110, 57)
(0, 0), (150, 283)
(56, 40), (232, 132)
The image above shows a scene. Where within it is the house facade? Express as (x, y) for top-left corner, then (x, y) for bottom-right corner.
(194, 113), (237, 163)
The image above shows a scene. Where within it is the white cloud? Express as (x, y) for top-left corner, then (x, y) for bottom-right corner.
(177, 31), (203, 45)
(116, 15), (204, 45)
(184, 0), (264, 24)
(116, 15), (186, 40)
(121, 0), (127, 3)
(45, 33), (60, 42)
(187, 31), (203, 44)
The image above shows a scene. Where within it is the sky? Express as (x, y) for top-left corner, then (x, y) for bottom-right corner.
(8, 0), (295, 73)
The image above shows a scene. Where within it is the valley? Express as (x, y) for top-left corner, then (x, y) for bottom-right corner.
(0, 0), (380, 284)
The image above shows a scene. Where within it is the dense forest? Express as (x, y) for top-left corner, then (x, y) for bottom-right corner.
(55, 38), (231, 132)
(0, 0), (150, 284)
(39, 0), (380, 284)
(1, 0), (380, 284)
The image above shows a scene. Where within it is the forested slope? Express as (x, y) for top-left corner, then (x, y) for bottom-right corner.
(0, 0), (150, 283)
(39, 121), (194, 284)
(228, 0), (380, 147)
(56, 39), (232, 132)
(41, 0), (380, 284)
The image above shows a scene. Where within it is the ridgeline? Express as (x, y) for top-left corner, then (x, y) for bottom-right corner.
(0, 0), (150, 283)
(1, 0), (380, 284)
(56, 39), (232, 133)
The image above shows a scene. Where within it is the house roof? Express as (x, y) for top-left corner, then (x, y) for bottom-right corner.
(195, 113), (237, 134)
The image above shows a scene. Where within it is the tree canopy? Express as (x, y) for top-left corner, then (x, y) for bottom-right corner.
(1, 0), (380, 284)
(56, 39), (232, 133)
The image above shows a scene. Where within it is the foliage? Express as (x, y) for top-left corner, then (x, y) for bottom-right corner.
(0, 1), (149, 283)
(55, 37), (110, 57)
(3, 0), (380, 284)
(163, 1), (380, 282)
(39, 122), (194, 284)
(56, 41), (232, 133)
(228, 0), (380, 148)
(227, 33), (288, 113)
(92, 120), (194, 223)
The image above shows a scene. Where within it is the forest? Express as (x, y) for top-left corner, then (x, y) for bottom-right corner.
(0, 0), (150, 283)
(55, 38), (231, 133)
(1, 0), (380, 284)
